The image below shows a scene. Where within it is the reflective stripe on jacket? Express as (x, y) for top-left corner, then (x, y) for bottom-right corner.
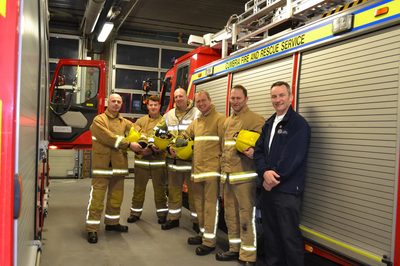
(221, 105), (265, 184)
(181, 104), (226, 182)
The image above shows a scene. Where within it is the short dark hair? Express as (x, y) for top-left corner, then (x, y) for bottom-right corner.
(231, 84), (248, 98)
(270, 81), (291, 95)
(148, 95), (160, 103)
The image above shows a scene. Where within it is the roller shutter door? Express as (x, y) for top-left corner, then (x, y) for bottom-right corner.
(196, 76), (229, 115)
(231, 57), (293, 119)
(49, 150), (76, 177)
(298, 25), (400, 265)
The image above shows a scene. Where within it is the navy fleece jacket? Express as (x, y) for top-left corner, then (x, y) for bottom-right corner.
(254, 106), (311, 195)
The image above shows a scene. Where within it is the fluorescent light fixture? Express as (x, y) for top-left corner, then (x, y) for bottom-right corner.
(97, 22), (114, 42)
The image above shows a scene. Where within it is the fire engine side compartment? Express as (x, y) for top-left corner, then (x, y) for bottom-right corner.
(189, 0), (400, 264)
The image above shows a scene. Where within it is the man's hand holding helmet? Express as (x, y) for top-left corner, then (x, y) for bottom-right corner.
(234, 129), (260, 159)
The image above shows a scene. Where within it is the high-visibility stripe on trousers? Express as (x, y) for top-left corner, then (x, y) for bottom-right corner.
(130, 162), (168, 218)
(86, 176), (125, 232)
(224, 177), (257, 262)
(166, 158), (198, 223)
(193, 180), (219, 248)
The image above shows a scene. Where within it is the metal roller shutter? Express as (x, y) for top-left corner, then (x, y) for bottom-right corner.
(298, 25), (400, 265)
(195, 75), (229, 115)
(49, 150), (76, 177)
(231, 57), (293, 119)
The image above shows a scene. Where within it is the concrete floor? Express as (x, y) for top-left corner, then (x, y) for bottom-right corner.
(40, 178), (340, 266)
(40, 178), (245, 266)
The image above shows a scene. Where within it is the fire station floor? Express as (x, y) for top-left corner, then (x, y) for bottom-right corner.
(41, 178), (340, 266)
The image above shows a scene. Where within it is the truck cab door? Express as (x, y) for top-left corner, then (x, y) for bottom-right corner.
(49, 59), (106, 149)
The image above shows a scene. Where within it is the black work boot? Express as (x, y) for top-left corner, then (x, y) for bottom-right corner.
(87, 232), (98, 244)
(127, 215), (140, 223)
(158, 216), (167, 224)
(187, 235), (202, 245)
(105, 224), (129, 232)
(215, 251), (239, 261)
(196, 244), (215, 255)
(161, 219), (179, 230)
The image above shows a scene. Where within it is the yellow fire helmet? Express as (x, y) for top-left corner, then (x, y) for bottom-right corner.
(173, 140), (194, 160)
(153, 136), (171, 150)
(125, 127), (141, 143)
(124, 127), (142, 152)
(234, 129), (260, 152)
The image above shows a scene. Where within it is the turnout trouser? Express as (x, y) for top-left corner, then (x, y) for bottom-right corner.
(224, 178), (257, 262)
(193, 180), (219, 248)
(86, 176), (125, 232)
(130, 163), (168, 218)
(167, 158), (198, 223)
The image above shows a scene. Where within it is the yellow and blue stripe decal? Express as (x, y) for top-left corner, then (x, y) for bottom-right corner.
(186, 0), (400, 97)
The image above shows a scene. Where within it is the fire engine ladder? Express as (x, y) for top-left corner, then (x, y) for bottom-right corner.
(208, 0), (361, 57)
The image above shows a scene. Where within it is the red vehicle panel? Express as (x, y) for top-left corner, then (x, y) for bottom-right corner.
(0, 0), (20, 265)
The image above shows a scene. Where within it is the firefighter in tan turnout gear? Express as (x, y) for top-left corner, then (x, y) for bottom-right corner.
(216, 85), (265, 265)
(86, 94), (145, 244)
(152, 88), (200, 231)
(127, 95), (168, 224)
(174, 90), (226, 256)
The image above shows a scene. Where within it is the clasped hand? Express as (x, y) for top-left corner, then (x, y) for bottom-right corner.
(263, 170), (280, 191)
(129, 142), (143, 153)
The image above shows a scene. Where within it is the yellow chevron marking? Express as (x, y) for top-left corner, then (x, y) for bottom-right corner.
(0, 0), (6, 18)
(322, 0), (368, 18)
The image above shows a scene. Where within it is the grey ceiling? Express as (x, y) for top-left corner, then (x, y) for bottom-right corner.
(48, 0), (249, 38)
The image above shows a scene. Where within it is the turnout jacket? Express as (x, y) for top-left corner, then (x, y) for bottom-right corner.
(154, 99), (200, 159)
(91, 108), (143, 177)
(180, 104), (226, 182)
(221, 105), (265, 184)
(134, 113), (166, 168)
(254, 106), (311, 195)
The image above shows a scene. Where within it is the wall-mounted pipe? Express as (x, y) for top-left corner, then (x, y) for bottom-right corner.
(81, 0), (107, 34)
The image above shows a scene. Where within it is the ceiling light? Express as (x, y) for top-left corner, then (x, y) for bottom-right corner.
(97, 22), (114, 42)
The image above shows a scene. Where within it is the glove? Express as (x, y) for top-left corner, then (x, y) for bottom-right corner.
(138, 142), (147, 149)
(175, 138), (188, 147)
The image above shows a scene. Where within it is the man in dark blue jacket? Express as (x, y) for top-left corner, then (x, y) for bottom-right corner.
(254, 81), (311, 266)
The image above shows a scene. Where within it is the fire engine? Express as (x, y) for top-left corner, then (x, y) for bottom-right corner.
(158, 0), (400, 265)
(2, 0), (400, 265)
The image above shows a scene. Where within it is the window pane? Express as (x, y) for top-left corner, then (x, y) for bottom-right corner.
(120, 93), (132, 114)
(115, 69), (158, 90)
(116, 44), (159, 67)
(175, 64), (190, 91)
(82, 67), (100, 102)
(49, 37), (79, 59)
(161, 95), (170, 115)
(161, 49), (190, 69)
(163, 77), (172, 93)
(119, 93), (148, 115)
(49, 63), (57, 83)
(51, 65), (100, 105)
